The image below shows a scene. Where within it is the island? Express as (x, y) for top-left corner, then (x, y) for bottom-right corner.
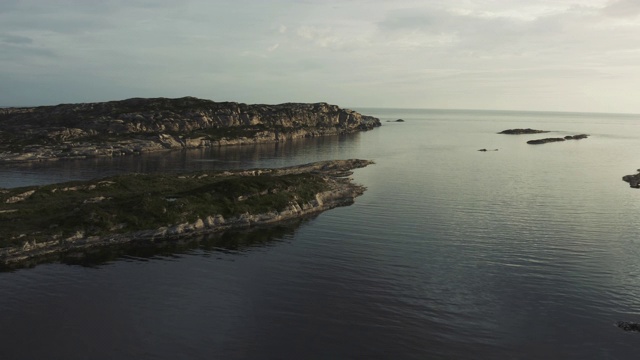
(0, 159), (373, 267)
(498, 128), (550, 135)
(0, 97), (381, 162)
(527, 134), (589, 145)
(622, 169), (640, 188)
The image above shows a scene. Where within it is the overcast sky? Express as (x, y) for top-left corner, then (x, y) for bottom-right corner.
(1, 0), (640, 113)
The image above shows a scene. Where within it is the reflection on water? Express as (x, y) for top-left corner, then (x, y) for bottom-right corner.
(3, 110), (640, 359)
(1, 217), (314, 272)
(0, 133), (362, 189)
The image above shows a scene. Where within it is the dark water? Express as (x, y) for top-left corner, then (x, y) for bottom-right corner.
(2, 109), (640, 359)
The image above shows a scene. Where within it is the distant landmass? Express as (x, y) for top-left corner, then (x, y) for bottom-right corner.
(0, 97), (381, 162)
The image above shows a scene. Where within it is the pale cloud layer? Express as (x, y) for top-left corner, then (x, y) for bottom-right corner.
(1, 0), (639, 113)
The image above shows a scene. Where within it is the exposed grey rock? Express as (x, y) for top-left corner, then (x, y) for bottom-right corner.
(5, 190), (35, 204)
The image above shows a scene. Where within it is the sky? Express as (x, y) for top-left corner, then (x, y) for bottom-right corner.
(1, 0), (640, 113)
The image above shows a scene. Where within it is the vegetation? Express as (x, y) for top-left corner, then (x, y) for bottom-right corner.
(0, 170), (330, 248)
(184, 124), (331, 141)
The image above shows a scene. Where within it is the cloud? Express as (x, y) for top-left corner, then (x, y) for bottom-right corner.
(0, 0), (639, 112)
(602, 0), (640, 17)
(0, 34), (33, 44)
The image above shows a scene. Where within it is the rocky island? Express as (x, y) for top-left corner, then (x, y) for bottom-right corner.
(622, 169), (640, 188)
(499, 128), (549, 135)
(527, 134), (589, 145)
(0, 97), (381, 162)
(0, 159), (373, 267)
(498, 128), (589, 145)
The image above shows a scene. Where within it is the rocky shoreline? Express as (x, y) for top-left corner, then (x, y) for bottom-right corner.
(0, 97), (381, 162)
(0, 159), (373, 267)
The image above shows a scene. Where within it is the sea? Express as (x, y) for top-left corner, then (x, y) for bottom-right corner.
(1, 108), (640, 359)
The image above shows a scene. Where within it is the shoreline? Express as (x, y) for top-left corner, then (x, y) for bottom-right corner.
(0, 159), (373, 267)
(0, 127), (373, 163)
(0, 97), (381, 163)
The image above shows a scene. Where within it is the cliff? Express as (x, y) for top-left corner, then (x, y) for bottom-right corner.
(0, 97), (381, 162)
(0, 159), (373, 267)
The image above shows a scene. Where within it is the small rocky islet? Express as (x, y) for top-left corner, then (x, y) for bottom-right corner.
(498, 128), (589, 144)
(622, 169), (640, 188)
(0, 97), (381, 162)
(498, 128), (550, 135)
(526, 134), (589, 145)
(0, 159), (374, 267)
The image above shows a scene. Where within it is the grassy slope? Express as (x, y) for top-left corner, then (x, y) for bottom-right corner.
(0, 171), (329, 248)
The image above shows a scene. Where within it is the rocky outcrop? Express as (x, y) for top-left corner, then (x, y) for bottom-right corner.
(527, 134), (589, 145)
(564, 134), (588, 140)
(0, 97), (381, 162)
(499, 128), (549, 135)
(0, 159), (373, 266)
(617, 321), (640, 332)
(526, 137), (566, 145)
(622, 169), (640, 188)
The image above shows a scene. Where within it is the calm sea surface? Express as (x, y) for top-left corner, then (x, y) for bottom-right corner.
(2, 109), (640, 359)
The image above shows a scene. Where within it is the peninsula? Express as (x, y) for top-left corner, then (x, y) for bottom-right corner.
(0, 97), (381, 162)
(0, 159), (373, 267)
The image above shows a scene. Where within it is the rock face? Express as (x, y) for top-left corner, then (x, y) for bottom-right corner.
(527, 134), (589, 145)
(0, 97), (381, 162)
(499, 128), (549, 135)
(0, 159), (374, 266)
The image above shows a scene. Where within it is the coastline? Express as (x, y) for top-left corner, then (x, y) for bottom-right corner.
(0, 97), (381, 163)
(0, 159), (373, 267)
